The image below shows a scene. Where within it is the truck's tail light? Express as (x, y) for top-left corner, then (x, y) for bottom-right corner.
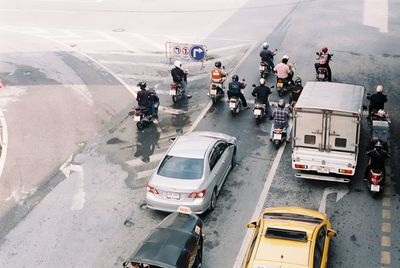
(188, 190), (207, 198)
(294, 164), (308, 169)
(339, 169), (353, 174)
(146, 184), (159, 195)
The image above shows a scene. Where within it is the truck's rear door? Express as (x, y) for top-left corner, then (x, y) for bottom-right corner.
(294, 111), (325, 149)
(326, 114), (359, 153)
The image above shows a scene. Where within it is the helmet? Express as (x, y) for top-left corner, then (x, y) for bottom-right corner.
(282, 55), (289, 60)
(376, 85), (384, 93)
(215, 61), (222, 68)
(232, 75), (239, 82)
(294, 77), (302, 86)
(259, 78), (266, 85)
(137, 81), (147, 89)
(174, 60), (182, 68)
(375, 141), (383, 149)
(262, 42), (269, 49)
(278, 99), (286, 108)
(322, 47), (328, 53)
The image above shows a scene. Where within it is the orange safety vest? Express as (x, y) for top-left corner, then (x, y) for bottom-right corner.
(211, 69), (222, 81)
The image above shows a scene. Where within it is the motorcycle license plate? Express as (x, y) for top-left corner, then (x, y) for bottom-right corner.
(169, 89), (177, 96)
(210, 89), (217, 95)
(254, 109), (262, 115)
(371, 184), (380, 192)
(273, 133), (282, 140)
(166, 192), (180, 199)
(259, 66), (266, 71)
(133, 115), (141, 122)
(229, 102), (236, 108)
(318, 73), (325, 79)
(277, 82), (283, 88)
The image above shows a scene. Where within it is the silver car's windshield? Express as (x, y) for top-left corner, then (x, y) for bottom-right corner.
(157, 155), (204, 180)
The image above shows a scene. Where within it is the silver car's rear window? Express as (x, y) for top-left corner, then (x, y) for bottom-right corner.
(157, 155), (204, 180)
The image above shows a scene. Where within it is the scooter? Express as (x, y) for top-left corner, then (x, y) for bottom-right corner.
(260, 49), (277, 78)
(365, 166), (384, 197)
(315, 52), (333, 81)
(130, 92), (159, 130)
(170, 83), (184, 103)
(254, 102), (266, 125)
(228, 79), (246, 115)
(271, 127), (287, 149)
(209, 83), (225, 104)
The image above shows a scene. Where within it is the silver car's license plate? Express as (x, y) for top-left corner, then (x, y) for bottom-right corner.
(166, 192), (180, 199)
(371, 184), (380, 192)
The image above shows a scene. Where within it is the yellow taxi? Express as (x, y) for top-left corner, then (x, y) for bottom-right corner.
(242, 207), (336, 268)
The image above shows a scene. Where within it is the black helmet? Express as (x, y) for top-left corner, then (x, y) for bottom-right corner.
(278, 99), (286, 108)
(232, 75), (239, 82)
(215, 61), (222, 68)
(294, 77), (302, 86)
(375, 141), (383, 149)
(137, 81), (147, 89)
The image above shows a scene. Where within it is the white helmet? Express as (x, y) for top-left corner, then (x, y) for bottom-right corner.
(259, 78), (266, 85)
(262, 42), (269, 49)
(376, 85), (384, 93)
(282, 55), (289, 60)
(174, 60), (182, 68)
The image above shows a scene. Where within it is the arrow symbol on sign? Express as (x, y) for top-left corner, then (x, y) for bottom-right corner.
(318, 184), (349, 214)
(193, 48), (203, 58)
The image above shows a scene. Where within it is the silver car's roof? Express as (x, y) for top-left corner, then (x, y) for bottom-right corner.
(168, 135), (215, 159)
(295, 82), (365, 114)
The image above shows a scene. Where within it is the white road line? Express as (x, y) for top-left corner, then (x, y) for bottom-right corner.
(96, 32), (142, 52)
(70, 164), (85, 210)
(363, 0), (388, 33)
(130, 33), (165, 51)
(0, 108), (8, 193)
(233, 140), (287, 268)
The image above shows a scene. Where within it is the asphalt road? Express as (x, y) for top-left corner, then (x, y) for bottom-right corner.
(0, 0), (399, 267)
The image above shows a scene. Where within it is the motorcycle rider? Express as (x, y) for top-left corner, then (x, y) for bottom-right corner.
(171, 60), (191, 98)
(289, 77), (303, 105)
(366, 141), (389, 171)
(315, 46), (332, 81)
(367, 85), (388, 115)
(227, 74), (249, 109)
(273, 55), (291, 84)
(259, 42), (275, 71)
(252, 78), (273, 119)
(210, 61), (228, 94)
(136, 82), (157, 119)
(270, 99), (291, 142)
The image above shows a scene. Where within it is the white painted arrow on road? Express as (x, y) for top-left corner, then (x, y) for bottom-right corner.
(319, 184), (349, 214)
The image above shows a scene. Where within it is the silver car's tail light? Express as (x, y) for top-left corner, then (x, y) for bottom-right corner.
(146, 184), (159, 195)
(188, 189), (207, 198)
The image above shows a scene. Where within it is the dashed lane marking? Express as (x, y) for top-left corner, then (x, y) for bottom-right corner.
(382, 223), (391, 233)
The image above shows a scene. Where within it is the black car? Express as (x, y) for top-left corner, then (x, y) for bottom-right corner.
(123, 208), (204, 268)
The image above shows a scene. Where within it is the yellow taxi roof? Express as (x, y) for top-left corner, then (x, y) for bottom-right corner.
(250, 207), (328, 267)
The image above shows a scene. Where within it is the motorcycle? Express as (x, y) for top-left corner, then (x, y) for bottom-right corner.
(365, 144), (389, 197)
(271, 126), (287, 149)
(228, 79), (246, 115)
(260, 49), (277, 78)
(315, 52), (333, 81)
(209, 83), (225, 104)
(170, 83), (184, 103)
(130, 92), (159, 130)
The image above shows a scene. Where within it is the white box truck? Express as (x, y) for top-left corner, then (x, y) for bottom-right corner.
(292, 82), (365, 183)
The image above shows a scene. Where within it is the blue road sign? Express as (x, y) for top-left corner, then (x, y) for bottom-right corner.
(189, 45), (206, 61)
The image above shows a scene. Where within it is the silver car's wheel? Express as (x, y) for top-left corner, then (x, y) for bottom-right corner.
(209, 190), (217, 211)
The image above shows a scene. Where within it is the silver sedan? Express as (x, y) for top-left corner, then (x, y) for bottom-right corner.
(146, 131), (237, 214)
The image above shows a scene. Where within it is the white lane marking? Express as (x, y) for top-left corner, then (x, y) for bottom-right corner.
(70, 164), (85, 210)
(0, 108), (8, 189)
(363, 0), (388, 33)
(318, 185), (349, 214)
(59, 153), (74, 178)
(233, 137), (288, 268)
(96, 32), (141, 52)
(130, 33), (165, 51)
(5, 188), (37, 204)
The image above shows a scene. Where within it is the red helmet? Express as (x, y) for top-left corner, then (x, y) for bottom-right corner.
(322, 47), (328, 53)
